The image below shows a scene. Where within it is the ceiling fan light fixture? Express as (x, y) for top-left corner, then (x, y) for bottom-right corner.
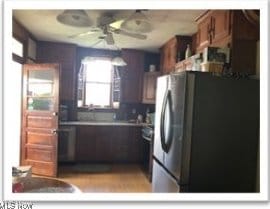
(57, 10), (92, 27)
(111, 56), (127, 66)
(121, 10), (152, 33)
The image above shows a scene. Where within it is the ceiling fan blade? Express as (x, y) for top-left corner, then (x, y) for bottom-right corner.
(109, 19), (125, 30)
(113, 28), (147, 40)
(91, 39), (103, 47)
(105, 32), (115, 45)
(68, 28), (100, 38)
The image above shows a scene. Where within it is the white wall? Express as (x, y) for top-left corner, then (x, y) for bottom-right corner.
(10, 61), (22, 166)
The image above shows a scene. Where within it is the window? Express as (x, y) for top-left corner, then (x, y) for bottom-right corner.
(12, 37), (24, 63)
(78, 57), (114, 108)
(12, 37), (23, 57)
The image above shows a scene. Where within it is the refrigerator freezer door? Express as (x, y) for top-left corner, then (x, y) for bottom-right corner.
(163, 73), (187, 182)
(152, 160), (179, 193)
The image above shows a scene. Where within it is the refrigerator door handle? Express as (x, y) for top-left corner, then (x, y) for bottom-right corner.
(160, 89), (173, 153)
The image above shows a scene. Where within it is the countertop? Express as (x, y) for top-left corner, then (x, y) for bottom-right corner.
(60, 121), (153, 127)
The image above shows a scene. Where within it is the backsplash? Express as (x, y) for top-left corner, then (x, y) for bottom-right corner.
(77, 103), (155, 122)
(115, 103), (155, 121)
(77, 112), (115, 121)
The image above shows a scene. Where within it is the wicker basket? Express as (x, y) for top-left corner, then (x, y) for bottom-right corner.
(200, 62), (224, 73)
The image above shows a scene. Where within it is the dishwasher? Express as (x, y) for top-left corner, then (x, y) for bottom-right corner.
(58, 126), (76, 162)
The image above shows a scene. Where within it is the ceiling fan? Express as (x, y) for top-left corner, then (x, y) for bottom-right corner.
(57, 10), (151, 46)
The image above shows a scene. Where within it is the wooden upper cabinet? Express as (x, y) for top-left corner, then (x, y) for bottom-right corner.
(37, 42), (77, 101)
(195, 10), (259, 74)
(160, 36), (192, 75)
(120, 49), (144, 103)
(196, 14), (212, 51)
(196, 10), (259, 52)
(211, 10), (231, 44)
(196, 10), (231, 52)
(142, 72), (161, 104)
(232, 10), (259, 41)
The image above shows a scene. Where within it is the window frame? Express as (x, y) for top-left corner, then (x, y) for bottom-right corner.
(79, 57), (115, 109)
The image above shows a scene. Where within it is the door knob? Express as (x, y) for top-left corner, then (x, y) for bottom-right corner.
(52, 112), (58, 116)
(51, 129), (58, 134)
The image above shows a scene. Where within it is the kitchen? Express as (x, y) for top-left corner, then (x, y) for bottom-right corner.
(5, 4), (262, 197)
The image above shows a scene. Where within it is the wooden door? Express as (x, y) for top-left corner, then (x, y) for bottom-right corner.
(21, 63), (60, 177)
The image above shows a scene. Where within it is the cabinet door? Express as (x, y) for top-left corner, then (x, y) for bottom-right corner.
(160, 38), (177, 74)
(95, 126), (112, 162)
(211, 10), (230, 44)
(197, 15), (212, 51)
(128, 127), (143, 162)
(121, 49), (144, 103)
(160, 45), (169, 74)
(21, 63), (60, 177)
(168, 39), (177, 72)
(112, 127), (130, 162)
(75, 126), (96, 162)
(142, 72), (161, 104)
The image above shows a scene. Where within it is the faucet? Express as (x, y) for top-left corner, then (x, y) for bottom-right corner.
(88, 104), (96, 121)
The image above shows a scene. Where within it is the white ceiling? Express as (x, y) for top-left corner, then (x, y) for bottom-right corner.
(13, 10), (206, 52)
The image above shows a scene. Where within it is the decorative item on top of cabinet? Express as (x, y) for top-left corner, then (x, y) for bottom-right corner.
(142, 71), (161, 104)
(160, 35), (192, 75)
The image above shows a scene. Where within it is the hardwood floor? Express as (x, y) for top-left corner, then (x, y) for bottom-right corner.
(57, 164), (152, 193)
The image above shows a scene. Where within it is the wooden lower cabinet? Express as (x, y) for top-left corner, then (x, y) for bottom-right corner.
(75, 126), (96, 162)
(75, 126), (143, 163)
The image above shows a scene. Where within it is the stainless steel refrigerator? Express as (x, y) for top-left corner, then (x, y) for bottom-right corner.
(152, 72), (259, 193)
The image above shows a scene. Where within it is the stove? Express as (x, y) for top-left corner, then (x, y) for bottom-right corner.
(142, 125), (154, 142)
(141, 125), (154, 182)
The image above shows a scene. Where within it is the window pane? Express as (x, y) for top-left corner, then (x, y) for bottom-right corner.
(12, 37), (23, 57)
(85, 60), (112, 82)
(28, 70), (54, 83)
(28, 83), (53, 97)
(28, 98), (53, 111)
(85, 83), (110, 106)
(27, 70), (54, 96)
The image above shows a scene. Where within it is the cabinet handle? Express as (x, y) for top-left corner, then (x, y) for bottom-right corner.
(207, 24), (212, 43)
(212, 17), (215, 38)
